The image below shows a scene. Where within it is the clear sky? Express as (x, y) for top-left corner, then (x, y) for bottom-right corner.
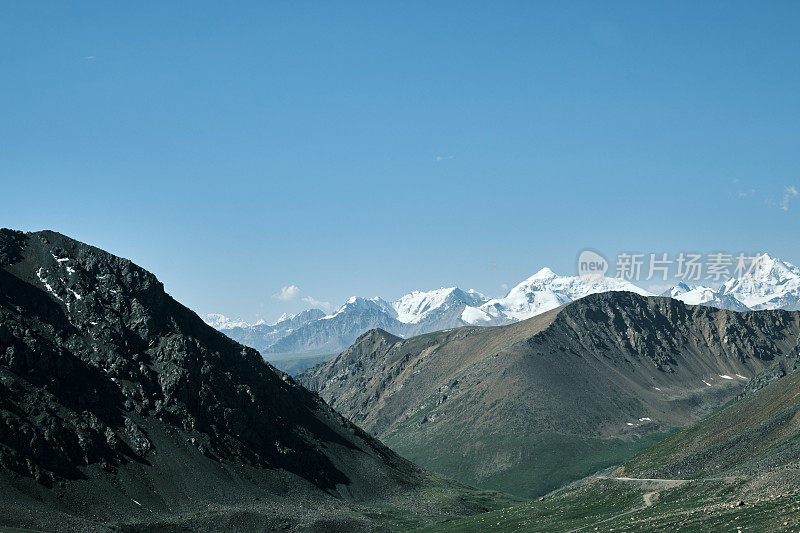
(2, 1), (799, 322)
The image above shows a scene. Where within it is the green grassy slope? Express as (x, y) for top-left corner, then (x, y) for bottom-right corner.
(385, 430), (671, 498)
(418, 367), (800, 532)
(419, 478), (800, 532)
(622, 366), (800, 479)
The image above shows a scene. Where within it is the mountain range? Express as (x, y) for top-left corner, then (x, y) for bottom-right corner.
(207, 269), (651, 361)
(299, 291), (800, 498)
(207, 253), (800, 366)
(0, 230), (517, 531)
(661, 253), (800, 312)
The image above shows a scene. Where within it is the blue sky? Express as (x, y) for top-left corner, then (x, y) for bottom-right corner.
(2, 1), (799, 321)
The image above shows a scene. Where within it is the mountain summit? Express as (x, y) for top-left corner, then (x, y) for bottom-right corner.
(477, 268), (651, 321)
(657, 253), (800, 313)
(720, 252), (800, 310)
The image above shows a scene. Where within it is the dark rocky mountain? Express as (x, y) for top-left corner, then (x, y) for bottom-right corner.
(0, 230), (517, 532)
(299, 292), (800, 498)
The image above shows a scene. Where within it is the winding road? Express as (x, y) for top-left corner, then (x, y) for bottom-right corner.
(565, 476), (690, 533)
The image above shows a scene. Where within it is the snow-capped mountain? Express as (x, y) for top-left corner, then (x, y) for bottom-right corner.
(203, 313), (262, 330)
(661, 282), (750, 312)
(209, 269), (659, 357)
(265, 289), (504, 354)
(205, 308), (326, 353)
(207, 254), (800, 360)
(394, 287), (489, 333)
(477, 268), (652, 322)
(323, 296), (397, 321)
(720, 253), (800, 311)
(267, 297), (403, 355)
(655, 253), (800, 313)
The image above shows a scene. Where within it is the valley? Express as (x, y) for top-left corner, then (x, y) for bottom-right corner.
(3, 229), (800, 531)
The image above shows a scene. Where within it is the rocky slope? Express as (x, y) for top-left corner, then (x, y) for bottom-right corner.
(0, 229), (517, 532)
(299, 292), (800, 498)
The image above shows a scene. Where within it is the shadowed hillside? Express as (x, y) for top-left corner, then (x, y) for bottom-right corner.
(0, 229), (519, 532)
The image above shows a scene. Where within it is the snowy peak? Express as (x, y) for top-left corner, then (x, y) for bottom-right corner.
(211, 257), (800, 357)
(661, 283), (750, 312)
(720, 253), (800, 310)
(210, 268), (660, 355)
(392, 287), (487, 324)
(656, 253), (800, 312)
(324, 296), (396, 320)
(203, 309), (323, 331)
(662, 282), (693, 298)
(275, 308), (326, 327)
(482, 268), (651, 321)
(744, 253), (799, 281)
(527, 267), (558, 281)
(203, 313), (256, 330)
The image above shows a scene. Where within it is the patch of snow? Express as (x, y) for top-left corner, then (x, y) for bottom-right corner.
(702, 380), (712, 387)
(460, 305), (494, 325)
(36, 268), (63, 302)
(638, 417), (652, 422)
(719, 374), (733, 380)
(736, 374), (748, 380)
